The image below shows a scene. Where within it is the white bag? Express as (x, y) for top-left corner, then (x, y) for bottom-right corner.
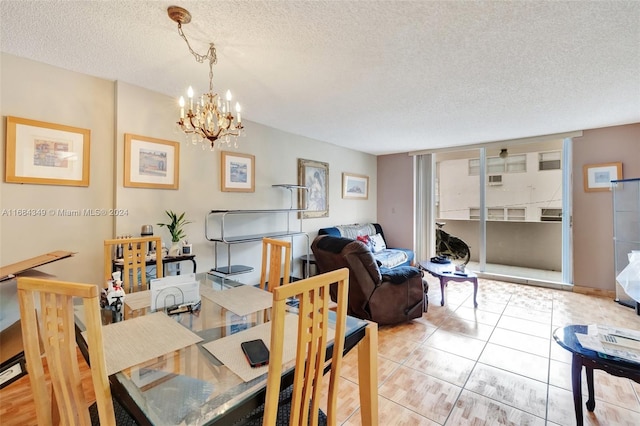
(616, 251), (640, 302)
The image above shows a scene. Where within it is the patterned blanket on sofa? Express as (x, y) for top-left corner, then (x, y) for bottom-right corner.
(334, 224), (408, 268)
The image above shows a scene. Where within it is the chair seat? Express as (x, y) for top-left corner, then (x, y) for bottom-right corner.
(233, 384), (327, 426)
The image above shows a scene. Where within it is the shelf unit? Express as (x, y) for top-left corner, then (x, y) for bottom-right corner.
(206, 184), (309, 278)
(612, 178), (640, 314)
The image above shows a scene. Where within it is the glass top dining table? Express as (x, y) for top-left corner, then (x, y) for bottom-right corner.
(75, 273), (378, 425)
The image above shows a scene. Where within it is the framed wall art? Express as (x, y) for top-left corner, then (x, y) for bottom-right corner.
(5, 116), (90, 186)
(298, 158), (329, 218)
(583, 162), (622, 192)
(124, 134), (179, 189)
(342, 172), (369, 199)
(221, 151), (255, 192)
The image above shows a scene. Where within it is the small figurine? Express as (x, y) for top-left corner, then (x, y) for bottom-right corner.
(103, 271), (126, 322)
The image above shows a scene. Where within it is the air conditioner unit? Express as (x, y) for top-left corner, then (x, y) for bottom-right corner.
(488, 175), (503, 186)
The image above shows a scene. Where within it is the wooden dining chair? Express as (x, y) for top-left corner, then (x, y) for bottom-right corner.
(17, 277), (133, 425)
(239, 268), (349, 426)
(259, 237), (292, 292)
(104, 236), (162, 293)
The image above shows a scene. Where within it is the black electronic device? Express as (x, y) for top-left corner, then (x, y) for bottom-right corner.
(241, 339), (270, 368)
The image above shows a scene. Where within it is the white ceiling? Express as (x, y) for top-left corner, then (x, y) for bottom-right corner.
(1, 1), (639, 155)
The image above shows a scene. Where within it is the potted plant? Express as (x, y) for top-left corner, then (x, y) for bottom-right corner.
(157, 210), (192, 256)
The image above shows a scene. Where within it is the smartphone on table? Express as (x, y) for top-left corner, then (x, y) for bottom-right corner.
(241, 339), (270, 368)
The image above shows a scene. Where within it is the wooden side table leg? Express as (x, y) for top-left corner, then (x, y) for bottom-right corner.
(440, 278), (446, 306)
(358, 322), (379, 426)
(571, 354), (584, 426)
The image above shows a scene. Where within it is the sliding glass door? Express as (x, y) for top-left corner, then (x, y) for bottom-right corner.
(434, 139), (569, 285)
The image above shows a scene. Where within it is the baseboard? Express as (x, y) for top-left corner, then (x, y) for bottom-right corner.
(572, 285), (616, 299)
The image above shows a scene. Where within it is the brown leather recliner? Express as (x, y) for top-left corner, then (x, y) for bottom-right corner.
(311, 235), (428, 325)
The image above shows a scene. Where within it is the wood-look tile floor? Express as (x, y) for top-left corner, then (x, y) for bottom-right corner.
(3, 278), (640, 425)
(334, 278), (640, 425)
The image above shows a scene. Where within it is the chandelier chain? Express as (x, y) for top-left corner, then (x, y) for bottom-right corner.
(177, 23), (217, 92)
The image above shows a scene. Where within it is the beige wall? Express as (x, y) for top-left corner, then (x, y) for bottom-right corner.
(377, 153), (414, 249)
(0, 53), (377, 286)
(0, 54), (115, 283)
(572, 123), (640, 291)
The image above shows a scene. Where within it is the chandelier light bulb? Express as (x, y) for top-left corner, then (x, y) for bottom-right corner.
(236, 102), (242, 123)
(179, 96), (185, 119)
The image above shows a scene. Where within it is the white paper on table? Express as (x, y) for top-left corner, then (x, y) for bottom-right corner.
(577, 324), (640, 364)
(149, 273), (199, 311)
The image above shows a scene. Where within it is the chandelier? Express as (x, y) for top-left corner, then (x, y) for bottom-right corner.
(168, 6), (244, 150)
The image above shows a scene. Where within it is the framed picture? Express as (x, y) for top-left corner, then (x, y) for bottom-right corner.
(342, 172), (369, 199)
(583, 162), (622, 192)
(298, 158), (329, 218)
(124, 134), (179, 189)
(5, 116), (90, 186)
(221, 151), (255, 192)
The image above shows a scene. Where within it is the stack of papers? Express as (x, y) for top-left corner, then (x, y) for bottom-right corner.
(576, 324), (640, 364)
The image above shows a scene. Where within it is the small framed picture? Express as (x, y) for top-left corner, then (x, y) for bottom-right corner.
(124, 134), (179, 189)
(583, 162), (622, 192)
(298, 158), (329, 218)
(342, 172), (369, 199)
(221, 151), (255, 192)
(5, 116), (90, 187)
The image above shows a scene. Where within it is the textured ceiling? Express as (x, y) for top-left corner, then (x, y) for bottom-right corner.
(1, 1), (639, 155)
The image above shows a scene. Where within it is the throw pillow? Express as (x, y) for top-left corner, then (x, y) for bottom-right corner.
(356, 234), (373, 251)
(370, 233), (387, 253)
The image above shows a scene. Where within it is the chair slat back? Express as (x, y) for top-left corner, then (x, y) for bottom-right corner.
(104, 236), (162, 293)
(259, 237), (292, 292)
(263, 268), (349, 426)
(17, 277), (115, 426)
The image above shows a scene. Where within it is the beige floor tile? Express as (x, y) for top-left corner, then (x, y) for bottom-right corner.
(454, 305), (502, 327)
(317, 375), (360, 424)
(508, 296), (553, 313)
(425, 328), (487, 360)
(548, 358), (574, 391)
(632, 381), (640, 401)
(474, 299), (508, 314)
(342, 396), (440, 426)
(590, 369), (640, 412)
(497, 315), (551, 339)
(479, 343), (549, 383)
(379, 365), (461, 424)
(447, 389), (545, 425)
(549, 338), (574, 363)
(339, 348), (400, 387)
(404, 344), (476, 387)
(489, 327), (551, 357)
(465, 363), (548, 418)
(377, 330), (422, 363)
(439, 315), (495, 341)
(503, 304), (552, 325)
(547, 385), (640, 426)
(302, 278), (640, 425)
(379, 318), (437, 344)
